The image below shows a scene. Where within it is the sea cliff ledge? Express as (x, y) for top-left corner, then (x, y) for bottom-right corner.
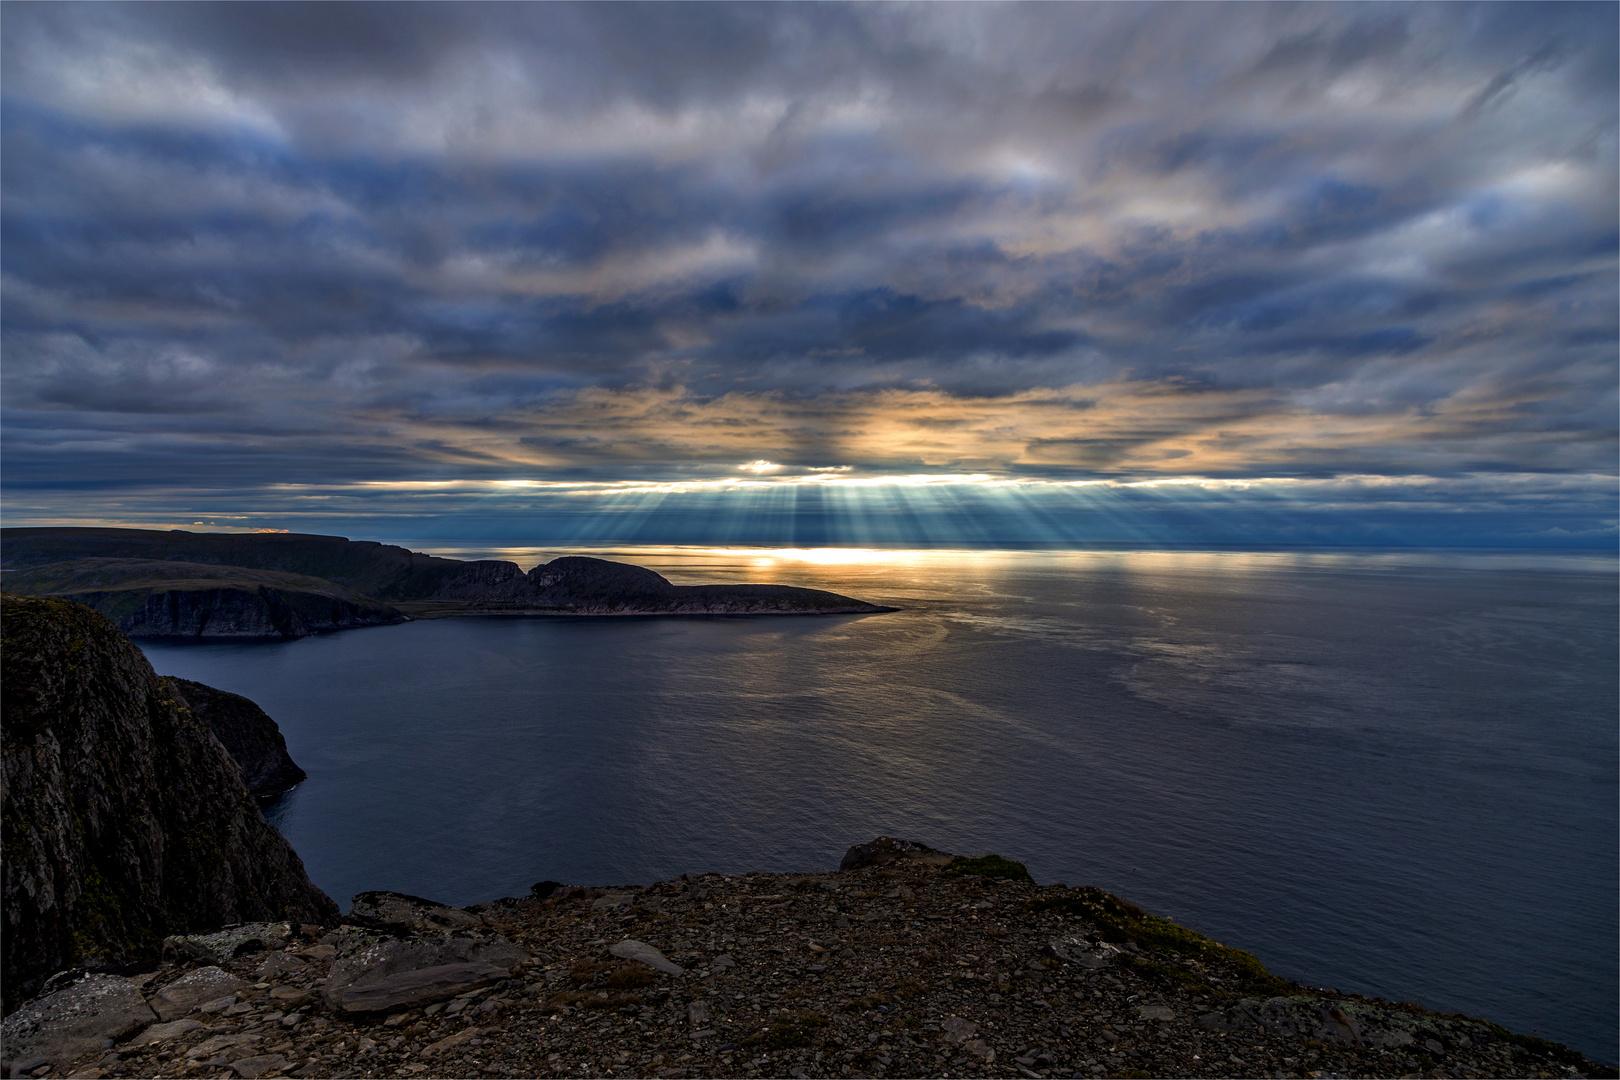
(3, 840), (1611, 1080)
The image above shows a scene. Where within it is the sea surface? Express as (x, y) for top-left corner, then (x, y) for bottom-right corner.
(138, 546), (1619, 1063)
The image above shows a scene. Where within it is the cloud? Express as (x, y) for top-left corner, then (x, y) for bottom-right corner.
(1, 2), (1614, 540)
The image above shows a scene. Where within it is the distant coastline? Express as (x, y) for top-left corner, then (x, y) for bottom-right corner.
(0, 528), (895, 639)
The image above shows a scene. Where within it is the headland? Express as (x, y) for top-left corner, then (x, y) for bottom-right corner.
(0, 529), (894, 639)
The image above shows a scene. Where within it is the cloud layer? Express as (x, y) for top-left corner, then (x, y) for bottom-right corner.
(2, 2), (1615, 539)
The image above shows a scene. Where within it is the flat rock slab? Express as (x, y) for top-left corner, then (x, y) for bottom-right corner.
(0, 974), (156, 1068)
(348, 891), (484, 934)
(151, 966), (250, 1021)
(321, 931), (529, 1009)
(230, 1053), (290, 1078)
(255, 951), (308, 980)
(129, 1018), (206, 1046)
(164, 922), (294, 964)
(423, 1026), (482, 1056)
(339, 961), (510, 1012)
(591, 892), (637, 910)
(185, 1033), (262, 1061)
(610, 939), (684, 976)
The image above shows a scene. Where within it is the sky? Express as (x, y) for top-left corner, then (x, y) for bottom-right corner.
(2, 2), (1616, 547)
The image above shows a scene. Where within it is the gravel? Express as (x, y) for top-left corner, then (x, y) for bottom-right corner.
(13, 858), (1613, 1080)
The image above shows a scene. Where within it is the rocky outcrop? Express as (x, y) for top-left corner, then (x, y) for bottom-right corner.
(838, 835), (957, 871)
(3, 848), (1606, 1080)
(0, 595), (338, 1010)
(0, 558), (406, 639)
(168, 679), (306, 797)
(320, 927), (529, 1013)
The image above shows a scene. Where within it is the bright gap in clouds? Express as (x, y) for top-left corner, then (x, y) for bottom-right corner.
(16, 472), (1613, 551)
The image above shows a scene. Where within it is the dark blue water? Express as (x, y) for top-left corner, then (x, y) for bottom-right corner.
(137, 547), (1618, 1063)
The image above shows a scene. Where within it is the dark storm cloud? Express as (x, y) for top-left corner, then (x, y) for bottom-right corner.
(1, 1), (1615, 539)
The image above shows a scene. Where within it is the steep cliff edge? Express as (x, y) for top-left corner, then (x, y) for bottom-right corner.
(0, 558), (405, 639)
(168, 679), (307, 797)
(0, 595), (338, 1010)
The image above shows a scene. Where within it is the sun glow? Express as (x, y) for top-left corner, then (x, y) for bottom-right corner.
(269, 472), (1297, 497)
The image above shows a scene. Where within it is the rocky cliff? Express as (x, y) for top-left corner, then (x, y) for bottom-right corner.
(168, 679), (307, 797)
(0, 558), (405, 639)
(0, 595), (338, 1010)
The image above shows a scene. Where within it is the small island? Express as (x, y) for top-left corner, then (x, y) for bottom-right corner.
(0, 528), (894, 639)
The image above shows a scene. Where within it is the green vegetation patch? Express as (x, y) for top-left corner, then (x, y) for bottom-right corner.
(946, 854), (1034, 882)
(1036, 887), (1288, 996)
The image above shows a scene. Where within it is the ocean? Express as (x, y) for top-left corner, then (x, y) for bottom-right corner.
(136, 546), (1618, 1063)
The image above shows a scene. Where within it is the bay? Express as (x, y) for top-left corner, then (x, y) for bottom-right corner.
(137, 546), (1618, 1063)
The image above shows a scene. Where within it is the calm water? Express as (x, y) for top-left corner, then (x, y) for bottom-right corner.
(138, 547), (1618, 1063)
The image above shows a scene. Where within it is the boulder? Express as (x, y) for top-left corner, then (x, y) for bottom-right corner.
(839, 836), (956, 872)
(609, 939), (684, 976)
(149, 967), (249, 1021)
(255, 951), (308, 980)
(0, 974), (156, 1071)
(321, 931), (529, 1011)
(338, 961), (511, 1012)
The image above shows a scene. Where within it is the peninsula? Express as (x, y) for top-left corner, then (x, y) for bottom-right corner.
(0, 529), (893, 638)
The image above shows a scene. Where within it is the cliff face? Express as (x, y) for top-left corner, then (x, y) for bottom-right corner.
(168, 679), (307, 797)
(0, 595), (338, 1009)
(0, 559), (405, 638)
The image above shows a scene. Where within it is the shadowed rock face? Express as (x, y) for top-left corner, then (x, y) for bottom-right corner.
(169, 679), (307, 797)
(0, 595), (338, 1010)
(0, 558), (406, 639)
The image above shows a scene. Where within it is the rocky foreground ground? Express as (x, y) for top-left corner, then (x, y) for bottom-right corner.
(3, 840), (1610, 1080)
